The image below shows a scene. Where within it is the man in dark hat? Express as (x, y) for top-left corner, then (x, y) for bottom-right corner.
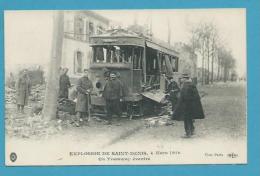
(59, 68), (71, 99)
(102, 67), (110, 81)
(102, 72), (124, 124)
(172, 73), (205, 138)
(75, 69), (93, 126)
(166, 76), (180, 112)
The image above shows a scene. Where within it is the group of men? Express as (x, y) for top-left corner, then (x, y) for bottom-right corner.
(15, 67), (204, 138)
(166, 74), (205, 138)
(58, 67), (205, 137)
(59, 67), (124, 126)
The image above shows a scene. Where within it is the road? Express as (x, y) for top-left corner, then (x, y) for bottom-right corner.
(5, 82), (247, 165)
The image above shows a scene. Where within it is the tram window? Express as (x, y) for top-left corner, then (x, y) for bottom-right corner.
(171, 58), (176, 72)
(133, 48), (142, 69)
(133, 55), (137, 69)
(119, 50), (124, 62)
(169, 57), (178, 72)
(153, 58), (156, 69)
(161, 56), (166, 73)
(93, 46), (141, 64)
(115, 49), (120, 62)
(103, 48), (107, 62)
(95, 47), (104, 62)
(112, 46), (120, 63)
(106, 49), (111, 63)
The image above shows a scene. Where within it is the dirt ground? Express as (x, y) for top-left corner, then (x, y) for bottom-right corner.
(5, 81), (247, 165)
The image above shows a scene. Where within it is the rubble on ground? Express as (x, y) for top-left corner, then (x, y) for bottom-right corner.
(5, 111), (77, 139)
(29, 84), (45, 102)
(144, 115), (174, 128)
(5, 87), (16, 104)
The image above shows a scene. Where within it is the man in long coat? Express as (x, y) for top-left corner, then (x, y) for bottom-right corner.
(59, 68), (71, 99)
(75, 69), (93, 126)
(102, 72), (124, 124)
(16, 69), (31, 113)
(172, 74), (205, 138)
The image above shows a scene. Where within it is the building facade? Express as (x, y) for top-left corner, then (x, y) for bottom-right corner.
(61, 11), (110, 80)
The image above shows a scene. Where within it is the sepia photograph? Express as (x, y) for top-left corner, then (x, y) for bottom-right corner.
(4, 9), (246, 165)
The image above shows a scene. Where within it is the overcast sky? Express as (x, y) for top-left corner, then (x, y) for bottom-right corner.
(5, 9), (246, 76)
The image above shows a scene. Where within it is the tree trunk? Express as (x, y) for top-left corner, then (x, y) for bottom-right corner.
(202, 50), (204, 85)
(224, 65), (227, 82)
(211, 39), (215, 84)
(42, 11), (64, 121)
(221, 66), (224, 81)
(211, 54), (214, 83)
(217, 56), (220, 81)
(206, 38), (210, 84)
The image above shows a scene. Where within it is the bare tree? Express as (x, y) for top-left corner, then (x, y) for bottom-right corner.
(217, 47), (236, 82)
(42, 11), (64, 121)
(189, 22), (219, 85)
(210, 27), (218, 84)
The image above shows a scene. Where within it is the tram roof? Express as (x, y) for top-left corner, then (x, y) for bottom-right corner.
(90, 29), (179, 57)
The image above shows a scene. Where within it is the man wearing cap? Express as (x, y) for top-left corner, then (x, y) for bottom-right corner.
(102, 67), (110, 81)
(59, 68), (71, 99)
(102, 72), (124, 124)
(166, 76), (180, 112)
(172, 73), (205, 138)
(75, 69), (93, 126)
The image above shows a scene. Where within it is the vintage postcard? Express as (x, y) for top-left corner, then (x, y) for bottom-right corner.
(4, 9), (246, 165)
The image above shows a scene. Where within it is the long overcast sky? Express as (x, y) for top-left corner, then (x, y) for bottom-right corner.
(5, 9), (246, 76)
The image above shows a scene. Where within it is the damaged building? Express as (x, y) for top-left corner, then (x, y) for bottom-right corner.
(61, 11), (110, 81)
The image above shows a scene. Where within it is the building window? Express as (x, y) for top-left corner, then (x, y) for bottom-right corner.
(64, 20), (74, 38)
(89, 22), (94, 35)
(74, 51), (83, 73)
(74, 16), (84, 40)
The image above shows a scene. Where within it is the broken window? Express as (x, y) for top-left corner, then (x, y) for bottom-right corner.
(161, 55), (166, 74)
(133, 48), (142, 69)
(170, 57), (178, 72)
(92, 46), (143, 66)
(145, 48), (160, 88)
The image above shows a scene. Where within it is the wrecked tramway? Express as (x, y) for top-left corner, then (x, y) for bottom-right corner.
(86, 28), (182, 119)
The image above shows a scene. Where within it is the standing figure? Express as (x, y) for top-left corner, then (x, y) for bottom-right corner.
(75, 69), (93, 126)
(16, 69), (31, 113)
(166, 76), (180, 112)
(102, 67), (110, 81)
(172, 74), (205, 138)
(102, 72), (124, 124)
(59, 68), (71, 99)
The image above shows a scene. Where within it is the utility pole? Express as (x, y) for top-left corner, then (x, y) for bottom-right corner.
(42, 11), (64, 121)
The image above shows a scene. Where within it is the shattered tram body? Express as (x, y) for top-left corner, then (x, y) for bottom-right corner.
(88, 29), (180, 117)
